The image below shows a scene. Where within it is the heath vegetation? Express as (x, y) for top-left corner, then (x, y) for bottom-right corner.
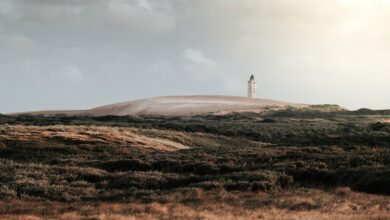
(0, 106), (390, 219)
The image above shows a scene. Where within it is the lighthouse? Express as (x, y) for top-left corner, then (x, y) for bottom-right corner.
(247, 75), (256, 98)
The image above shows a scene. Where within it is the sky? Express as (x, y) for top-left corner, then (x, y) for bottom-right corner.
(1, 0), (390, 113)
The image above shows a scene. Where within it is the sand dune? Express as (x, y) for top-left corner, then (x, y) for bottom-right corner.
(15, 95), (308, 116)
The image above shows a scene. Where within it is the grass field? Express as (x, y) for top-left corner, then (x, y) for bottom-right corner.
(1, 107), (390, 219)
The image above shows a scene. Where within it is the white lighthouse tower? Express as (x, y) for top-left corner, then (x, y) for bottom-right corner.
(247, 75), (256, 98)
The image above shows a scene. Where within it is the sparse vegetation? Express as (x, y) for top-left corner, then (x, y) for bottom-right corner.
(1, 107), (390, 219)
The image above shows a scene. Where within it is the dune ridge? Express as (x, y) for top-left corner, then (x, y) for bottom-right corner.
(13, 95), (308, 116)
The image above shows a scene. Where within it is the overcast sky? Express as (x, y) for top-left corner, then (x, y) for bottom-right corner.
(1, 0), (390, 113)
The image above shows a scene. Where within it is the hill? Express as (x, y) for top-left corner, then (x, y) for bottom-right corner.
(14, 95), (308, 116)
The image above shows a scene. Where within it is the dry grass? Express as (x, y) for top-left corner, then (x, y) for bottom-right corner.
(0, 125), (188, 151)
(1, 189), (390, 220)
(381, 119), (390, 123)
(0, 124), (269, 153)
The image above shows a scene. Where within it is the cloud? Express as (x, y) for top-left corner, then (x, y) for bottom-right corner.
(0, 0), (175, 34)
(183, 48), (215, 65)
(137, 0), (152, 11)
(105, 0), (175, 33)
(1, 0), (390, 112)
(0, 0), (14, 16)
(57, 65), (84, 84)
(0, 34), (42, 51)
(147, 59), (173, 73)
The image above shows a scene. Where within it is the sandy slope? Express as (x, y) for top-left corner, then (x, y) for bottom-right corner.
(14, 95), (308, 116)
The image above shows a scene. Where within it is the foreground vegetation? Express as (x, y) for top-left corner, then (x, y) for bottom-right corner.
(0, 106), (390, 219)
(2, 189), (390, 219)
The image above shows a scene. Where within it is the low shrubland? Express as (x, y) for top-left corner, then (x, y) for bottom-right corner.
(1, 107), (390, 218)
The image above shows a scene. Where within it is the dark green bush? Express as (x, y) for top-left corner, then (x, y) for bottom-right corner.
(102, 159), (152, 172)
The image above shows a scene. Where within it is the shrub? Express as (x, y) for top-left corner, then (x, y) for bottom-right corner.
(189, 181), (222, 190)
(0, 185), (17, 199)
(0, 142), (6, 149)
(102, 159), (152, 172)
(335, 187), (351, 196)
